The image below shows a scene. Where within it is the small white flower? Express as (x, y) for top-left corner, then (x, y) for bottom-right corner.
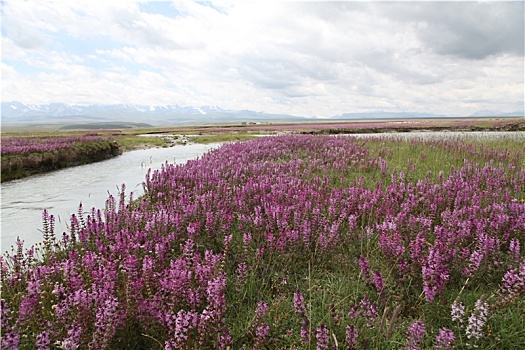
(451, 298), (465, 323)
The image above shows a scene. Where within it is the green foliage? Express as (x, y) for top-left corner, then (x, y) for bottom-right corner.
(190, 133), (259, 144)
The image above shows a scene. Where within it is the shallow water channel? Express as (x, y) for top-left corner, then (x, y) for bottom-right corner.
(1, 143), (222, 254)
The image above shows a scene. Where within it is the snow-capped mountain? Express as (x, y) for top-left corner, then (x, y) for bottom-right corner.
(2, 102), (225, 118)
(1, 101), (305, 126)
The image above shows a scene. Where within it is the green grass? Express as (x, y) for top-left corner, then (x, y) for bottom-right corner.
(362, 135), (524, 186)
(189, 133), (260, 144)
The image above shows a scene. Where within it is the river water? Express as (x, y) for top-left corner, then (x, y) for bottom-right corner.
(1, 143), (222, 254)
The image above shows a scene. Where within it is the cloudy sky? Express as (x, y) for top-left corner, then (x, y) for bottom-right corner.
(1, 0), (524, 117)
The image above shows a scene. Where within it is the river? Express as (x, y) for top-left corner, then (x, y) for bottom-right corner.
(1, 143), (222, 254)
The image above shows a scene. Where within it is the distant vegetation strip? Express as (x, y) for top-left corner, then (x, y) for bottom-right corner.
(1, 135), (115, 156)
(189, 117), (525, 134)
(1, 135), (121, 182)
(1, 135), (524, 348)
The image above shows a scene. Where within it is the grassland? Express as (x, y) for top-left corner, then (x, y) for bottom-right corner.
(1, 131), (524, 349)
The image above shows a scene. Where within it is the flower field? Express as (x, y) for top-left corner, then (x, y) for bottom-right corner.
(186, 117), (525, 134)
(1, 134), (524, 349)
(1, 135), (115, 156)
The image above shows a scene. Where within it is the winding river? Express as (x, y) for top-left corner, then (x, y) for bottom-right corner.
(1, 143), (221, 254)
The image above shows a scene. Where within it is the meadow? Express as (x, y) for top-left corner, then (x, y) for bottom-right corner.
(0, 135), (117, 157)
(1, 134), (524, 349)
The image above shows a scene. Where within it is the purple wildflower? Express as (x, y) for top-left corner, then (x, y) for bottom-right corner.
(219, 327), (232, 349)
(89, 297), (121, 349)
(316, 323), (330, 350)
(293, 291), (310, 343)
(345, 324), (358, 349)
(236, 262), (248, 289)
(300, 326), (310, 344)
(254, 324), (270, 349)
(35, 331), (51, 350)
(422, 247), (449, 302)
(359, 256), (371, 281)
(373, 269), (385, 293)
(1, 332), (20, 349)
(464, 250), (484, 277)
(293, 291), (307, 316)
(59, 323), (83, 350)
(406, 320), (426, 350)
(509, 238), (520, 263)
(434, 328), (455, 350)
(497, 260), (525, 306)
(256, 301), (269, 319)
(359, 295), (378, 326)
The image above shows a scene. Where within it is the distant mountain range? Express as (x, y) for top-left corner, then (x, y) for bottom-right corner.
(1, 101), (523, 127)
(1, 101), (308, 126)
(2, 101), (305, 125)
(333, 110), (525, 119)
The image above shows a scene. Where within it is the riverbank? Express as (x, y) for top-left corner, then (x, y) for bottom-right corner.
(1, 140), (121, 182)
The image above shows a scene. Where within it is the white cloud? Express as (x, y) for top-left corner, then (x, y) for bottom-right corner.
(1, 0), (523, 117)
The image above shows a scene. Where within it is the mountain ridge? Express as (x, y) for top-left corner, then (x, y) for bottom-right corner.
(2, 101), (523, 126)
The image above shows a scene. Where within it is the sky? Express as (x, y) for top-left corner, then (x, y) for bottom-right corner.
(1, 0), (524, 118)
